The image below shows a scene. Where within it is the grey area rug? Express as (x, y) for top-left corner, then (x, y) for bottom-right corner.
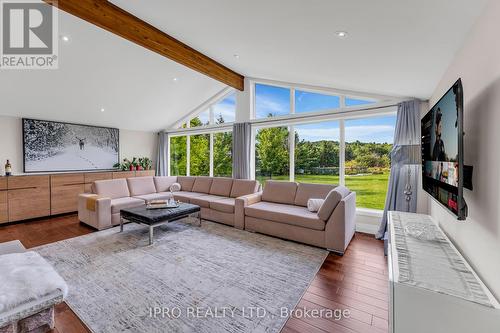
(34, 218), (327, 333)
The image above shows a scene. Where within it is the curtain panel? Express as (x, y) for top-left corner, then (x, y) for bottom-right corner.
(156, 132), (168, 176)
(232, 123), (251, 179)
(377, 100), (421, 239)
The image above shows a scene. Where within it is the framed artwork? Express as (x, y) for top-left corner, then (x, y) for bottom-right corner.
(23, 118), (119, 173)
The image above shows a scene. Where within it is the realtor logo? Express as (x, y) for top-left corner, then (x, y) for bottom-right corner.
(0, 0), (58, 69)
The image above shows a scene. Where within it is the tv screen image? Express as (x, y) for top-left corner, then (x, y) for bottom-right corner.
(421, 79), (466, 219)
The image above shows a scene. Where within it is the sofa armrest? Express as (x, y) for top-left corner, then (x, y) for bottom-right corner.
(325, 192), (356, 255)
(78, 194), (112, 230)
(234, 192), (262, 230)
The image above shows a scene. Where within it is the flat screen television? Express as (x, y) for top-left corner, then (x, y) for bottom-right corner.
(421, 79), (468, 220)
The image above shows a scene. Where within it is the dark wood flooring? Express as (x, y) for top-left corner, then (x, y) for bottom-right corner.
(0, 215), (388, 333)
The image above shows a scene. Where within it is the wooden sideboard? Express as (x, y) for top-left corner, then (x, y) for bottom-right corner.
(0, 170), (155, 224)
(0, 178), (7, 223)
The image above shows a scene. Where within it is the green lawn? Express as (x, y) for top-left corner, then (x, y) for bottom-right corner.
(256, 173), (390, 210)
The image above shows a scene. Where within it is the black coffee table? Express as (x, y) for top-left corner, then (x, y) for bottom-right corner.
(120, 203), (201, 245)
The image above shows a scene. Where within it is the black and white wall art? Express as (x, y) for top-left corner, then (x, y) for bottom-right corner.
(23, 118), (119, 172)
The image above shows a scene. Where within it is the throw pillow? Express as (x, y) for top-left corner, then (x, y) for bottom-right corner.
(169, 183), (181, 192)
(307, 198), (324, 212)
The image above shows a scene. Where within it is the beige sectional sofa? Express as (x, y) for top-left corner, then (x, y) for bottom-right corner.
(78, 176), (355, 254)
(238, 181), (356, 254)
(78, 176), (260, 230)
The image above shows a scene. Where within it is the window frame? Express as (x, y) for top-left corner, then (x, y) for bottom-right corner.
(252, 79), (388, 121)
(168, 128), (233, 177)
(168, 78), (402, 211)
(175, 88), (237, 129)
(251, 111), (397, 211)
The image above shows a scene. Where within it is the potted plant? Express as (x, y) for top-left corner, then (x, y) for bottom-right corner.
(139, 157), (152, 170)
(130, 157), (139, 171)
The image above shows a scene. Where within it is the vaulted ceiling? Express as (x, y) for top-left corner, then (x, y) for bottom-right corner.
(0, 0), (489, 131)
(0, 10), (225, 132)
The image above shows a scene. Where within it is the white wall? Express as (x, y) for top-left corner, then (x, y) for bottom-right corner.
(428, 0), (500, 299)
(119, 129), (158, 166)
(0, 115), (157, 175)
(0, 117), (23, 174)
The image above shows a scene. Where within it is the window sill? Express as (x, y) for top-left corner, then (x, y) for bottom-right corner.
(356, 208), (383, 218)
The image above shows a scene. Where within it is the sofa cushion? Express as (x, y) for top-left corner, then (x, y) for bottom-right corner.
(230, 179), (259, 198)
(127, 177), (156, 196)
(261, 181), (298, 205)
(245, 202), (325, 231)
(192, 177), (213, 193)
(209, 177), (233, 197)
(173, 191), (206, 203)
(210, 198), (235, 213)
(190, 195), (226, 208)
(317, 185), (351, 221)
(94, 179), (130, 199)
(134, 192), (172, 202)
(294, 183), (336, 207)
(111, 197), (144, 214)
(153, 176), (177, 192)
(177, 176), (196, 191)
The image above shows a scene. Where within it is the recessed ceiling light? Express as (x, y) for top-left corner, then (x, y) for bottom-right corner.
(100, 108), (105, 112)
(172, 77), (179, 82)
(335, 31), (348, 38)
(233, 54), (240, 59)
(61, 35), (70, 42)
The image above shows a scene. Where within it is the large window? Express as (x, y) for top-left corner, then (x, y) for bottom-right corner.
(170, 136), (187, 176)
(295, 91), (340, 113)
(294, 121), (340, 184)
(214, 131), (233, 177)
(186, 92), (236, 128)
(255, 84), (290, 118)
(190, 110), (210, 127)
(345, 97), (375, 107)
(255, 84), (378, 120)
(345, 115), (396, 210)
(255, 126), (290, 183)
(169, 131), (232, 178)
(189, 134), (210, 176)
(213, 93), (236, 124)
(169, 81), (398, 212)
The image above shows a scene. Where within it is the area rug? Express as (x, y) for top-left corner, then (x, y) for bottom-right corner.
(34, 218), (328, 333)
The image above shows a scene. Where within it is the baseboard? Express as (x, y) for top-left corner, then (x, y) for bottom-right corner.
(355, 222), (378, 235)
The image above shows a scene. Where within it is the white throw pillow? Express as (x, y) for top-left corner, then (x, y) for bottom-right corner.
(307, 198), (324, 212)
(169, 183), (181, 192)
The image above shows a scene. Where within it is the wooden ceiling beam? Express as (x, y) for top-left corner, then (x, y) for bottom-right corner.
(43, 0), (244, 90)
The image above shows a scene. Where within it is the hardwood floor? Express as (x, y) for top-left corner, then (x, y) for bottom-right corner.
(282, 233), (388, 333)
(0, 215), (388, 333)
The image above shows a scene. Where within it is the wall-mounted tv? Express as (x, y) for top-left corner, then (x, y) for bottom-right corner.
(421, 79), (468, 220)
(23, 118), (119, 173)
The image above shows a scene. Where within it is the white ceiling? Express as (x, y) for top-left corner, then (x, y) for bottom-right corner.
(0, 10), (225, 132)
(0, 1), (489, 132)
(112, 0), (488, 99)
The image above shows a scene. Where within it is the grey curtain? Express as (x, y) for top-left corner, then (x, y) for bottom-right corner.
(232, 123), (251, 179)
(156, 132), (168, 176)
(377, 100), (421, 239)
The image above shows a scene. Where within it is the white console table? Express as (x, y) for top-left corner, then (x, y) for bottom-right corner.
(387, 212), (500, 333)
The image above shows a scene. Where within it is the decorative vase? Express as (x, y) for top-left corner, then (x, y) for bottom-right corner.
(136, 165), (142, 171)
(129, 165), (134, 171)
